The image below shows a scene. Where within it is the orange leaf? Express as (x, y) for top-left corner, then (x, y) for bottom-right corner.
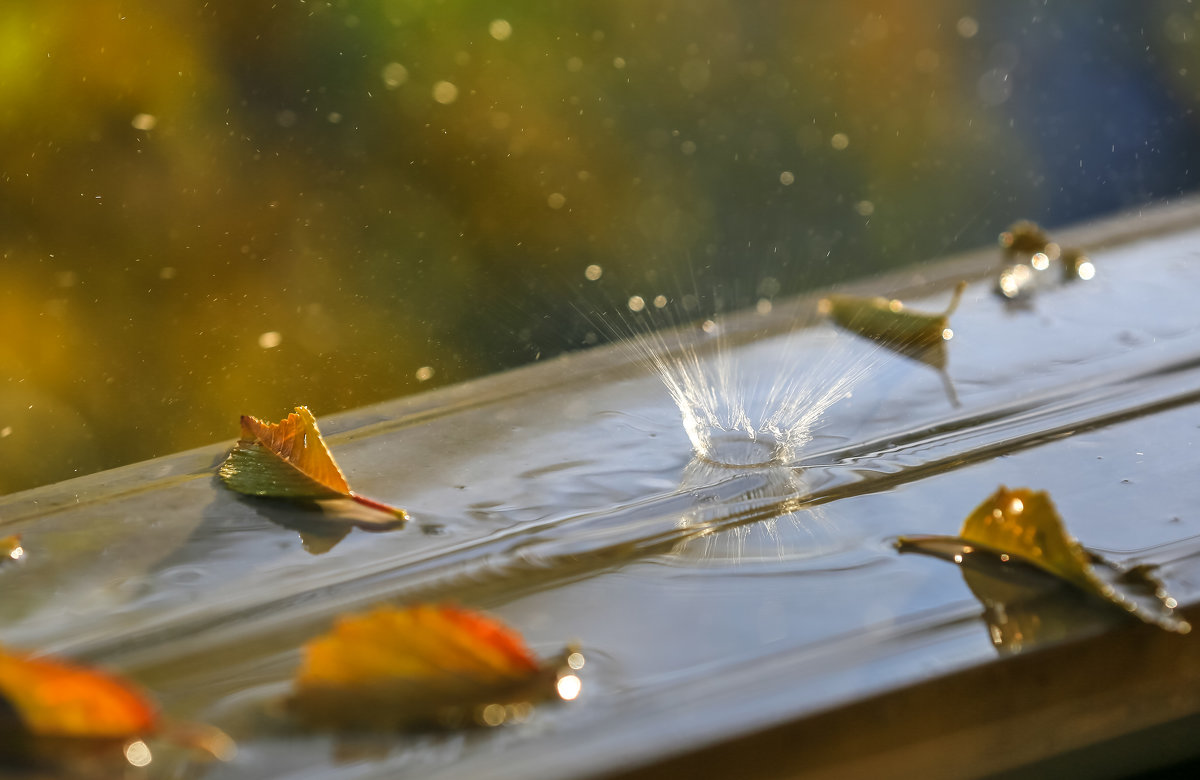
(0, 646), (157, 739)
(1, 535), (22, 564)
(288, 604), (579, 730)
(218, 406), (407, 521)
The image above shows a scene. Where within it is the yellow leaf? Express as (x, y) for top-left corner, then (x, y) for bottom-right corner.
(898, 487), (1190, 634)
(288, 604), (579, 730)
(218, 406), (407, 521)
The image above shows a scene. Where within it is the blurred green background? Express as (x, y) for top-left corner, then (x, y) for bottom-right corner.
(5, 0), (1200, 494)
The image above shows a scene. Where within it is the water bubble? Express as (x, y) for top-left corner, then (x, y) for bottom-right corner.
(613, 56), (627, 69)
(584, 264), (603, 281)
(547, 192), (567, 209)
(415, 366), (434, 382)
(957, 16), (979, 38)
(854, 200), (875, 216)
(779, 171), (795, 185)
(566, 56), (583, 73)
(627, 296), (646, 312)
(830, 133), (849, 150)
(489, 19), (512, 41)
(681, 140), (697, 155)
(432, 81), (459, 104)
(653, 295), (668, 309)
(756, 299), (772, 315)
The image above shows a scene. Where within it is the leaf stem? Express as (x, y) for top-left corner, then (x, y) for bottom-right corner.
(350, 493), (410, 520)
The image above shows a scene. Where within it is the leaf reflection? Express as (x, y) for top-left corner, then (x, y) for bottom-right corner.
(898, 486), (1190, 654)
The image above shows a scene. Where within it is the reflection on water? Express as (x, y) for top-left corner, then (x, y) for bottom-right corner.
(671, 456), (857, 569)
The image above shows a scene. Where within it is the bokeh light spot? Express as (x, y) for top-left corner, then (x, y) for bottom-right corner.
(489, 19), (512, 41)
(556, 674), (582, 701)
(432, 80), (459, 104)
(382, 62), (408, 88)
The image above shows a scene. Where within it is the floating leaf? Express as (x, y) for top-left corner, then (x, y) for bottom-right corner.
(898, 486), (1190, 635)
(0, 646), (158, 740)
(819, 281), (966, 353)
(219, 406), (408, 522)
(288, 604), (581, 730)
(1, 535), (22, 565)
(0, 646), (235, 765)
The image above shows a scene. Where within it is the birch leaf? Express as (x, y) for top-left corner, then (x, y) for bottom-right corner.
(898, 486), (1190, 634)
(219, 406), (408, 522)
(288, 604), (581, 730)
